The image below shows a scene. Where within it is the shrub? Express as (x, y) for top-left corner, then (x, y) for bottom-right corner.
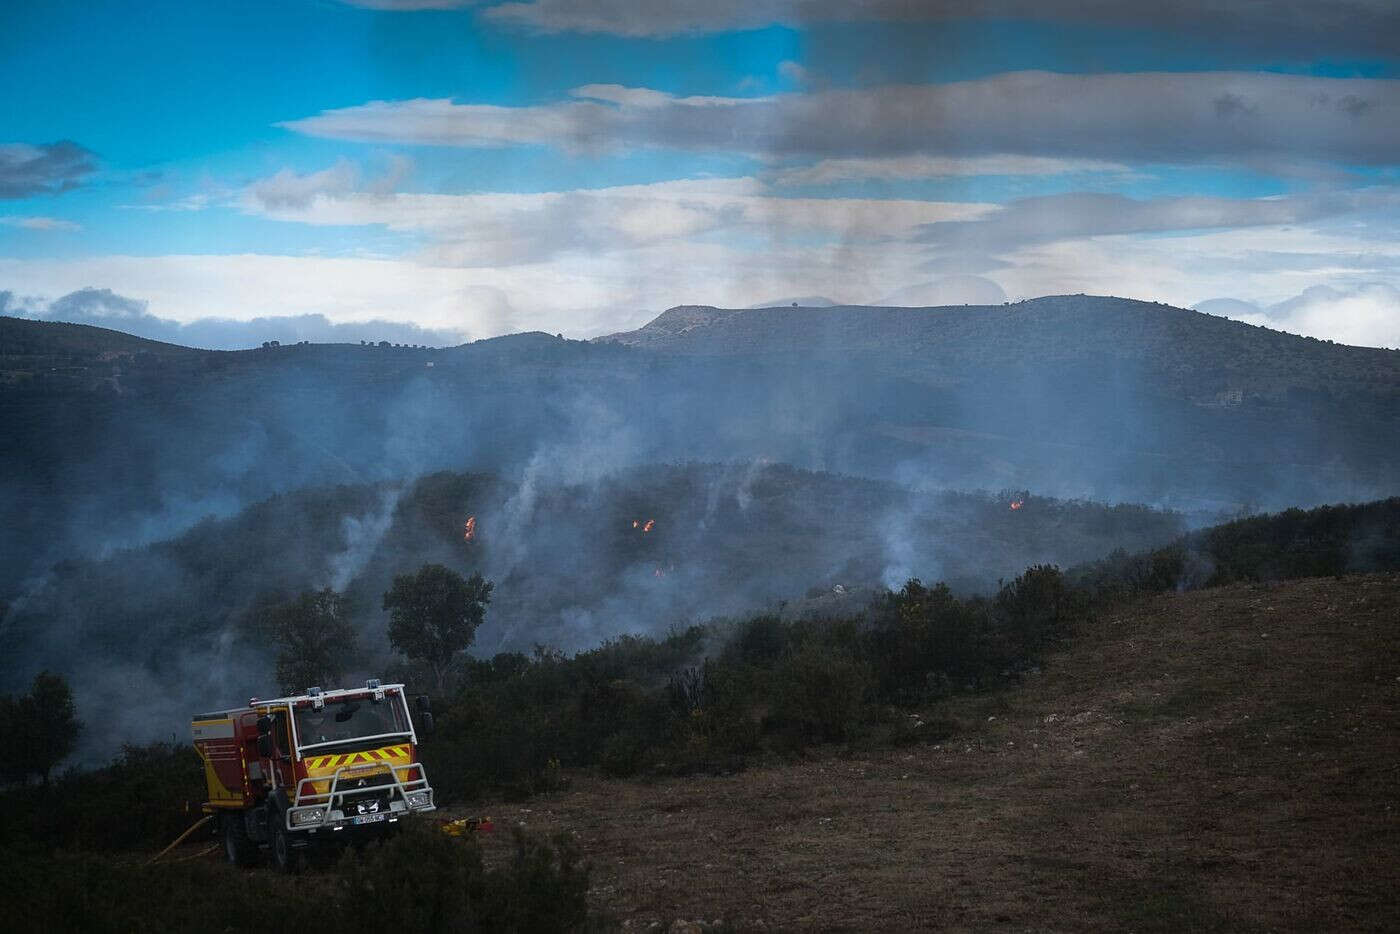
(992, 565), (1077, 667)
(0, 820), (599, 933)
(339, 820), (594, 932)
(0, 742), (205, 853)
(866, 580), (991, 703)
(771, 642), (871, 744)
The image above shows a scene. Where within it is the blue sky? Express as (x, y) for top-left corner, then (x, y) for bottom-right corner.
(3, 0), (1399, 347)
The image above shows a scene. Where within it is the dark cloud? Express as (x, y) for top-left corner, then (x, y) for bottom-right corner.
(0, 141), (98, 199)
(284, 72), (1400, 166)
(483, 0), (1400, 54)
(15, 287), (467, 349)
(1213, 93), (1257, 119)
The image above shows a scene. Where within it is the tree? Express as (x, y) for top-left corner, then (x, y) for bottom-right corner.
(261, 589), (358, 694)
(383, 564), (493, 693)
(993, 564), (1074, 664)
(0, 671), (81, 784)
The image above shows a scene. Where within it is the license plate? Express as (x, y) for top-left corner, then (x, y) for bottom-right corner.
(352, 812), (388, 825)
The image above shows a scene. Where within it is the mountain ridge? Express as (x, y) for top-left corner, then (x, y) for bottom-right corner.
(596, 294), (1400, 403)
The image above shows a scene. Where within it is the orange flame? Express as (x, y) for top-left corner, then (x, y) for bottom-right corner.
(1009, 500), (1024, 511)
(463, 515), (476, 541)
(642, 519), (655, 532)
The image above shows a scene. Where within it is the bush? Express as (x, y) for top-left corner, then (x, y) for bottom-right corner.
(772, 642), (871, 744)
(340, 821), (594, 932)
(0, 742), (205, 853)
(0, 820), (600, 933)
(992, 565), (1078, 666)
(866, 579), (994, 703)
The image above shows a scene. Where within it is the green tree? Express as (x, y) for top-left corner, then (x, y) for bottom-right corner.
(261, 589), (358, 693)
(383, 564), (493, 693)
(993, 564), (1073, 663)
(0, 671), (81, 784)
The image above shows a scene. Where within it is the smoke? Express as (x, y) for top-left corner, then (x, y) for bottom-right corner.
(3, 294), (1398, 764)
(879, 500), (932, 591)
(327, 487), (403, 591)
(734, 457), (769, 512)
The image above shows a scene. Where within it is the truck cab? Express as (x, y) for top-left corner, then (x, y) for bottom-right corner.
(192, 679), (436, 871)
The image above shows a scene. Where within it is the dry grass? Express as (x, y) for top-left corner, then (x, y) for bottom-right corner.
(468, 574), (1400, 931)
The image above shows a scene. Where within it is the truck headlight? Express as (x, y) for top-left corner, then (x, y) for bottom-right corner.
(406, 791), (432, 809)
(291, 808), (324, 826)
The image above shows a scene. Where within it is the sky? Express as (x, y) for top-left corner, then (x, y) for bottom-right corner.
(2, 0), (1399, 348)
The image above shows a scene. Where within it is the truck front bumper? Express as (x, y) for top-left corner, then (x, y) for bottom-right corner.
(285, 763), (436, 832)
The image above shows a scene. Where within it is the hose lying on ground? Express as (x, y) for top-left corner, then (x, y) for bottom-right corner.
(147, 814), (214, 866)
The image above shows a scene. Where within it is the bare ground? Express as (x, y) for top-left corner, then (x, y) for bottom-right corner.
(469, 574), (1400, 931)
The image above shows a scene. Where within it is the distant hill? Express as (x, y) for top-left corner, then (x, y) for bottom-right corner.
(597, 295), (1400, 401)
(2, 294), (1399, 604)
(0, 315), (203, 359)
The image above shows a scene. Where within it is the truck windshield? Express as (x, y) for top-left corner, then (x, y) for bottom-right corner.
(294, 695), (410, 750)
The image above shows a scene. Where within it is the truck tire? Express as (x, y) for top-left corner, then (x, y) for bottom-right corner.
(271, 823), (301, 874)
(222, 812), (258, 867)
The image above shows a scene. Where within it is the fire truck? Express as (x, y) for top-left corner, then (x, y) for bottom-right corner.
(191, 679), (436, 871)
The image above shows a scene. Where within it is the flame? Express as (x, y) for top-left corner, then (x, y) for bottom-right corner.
(632, 520), (639, 528)
(463, 515), (476, 541)
(643, 519), (655, 533)
(1009, 500), (1024, 511)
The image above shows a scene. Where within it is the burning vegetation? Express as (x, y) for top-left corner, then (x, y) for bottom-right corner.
(463, 515), (476, 542)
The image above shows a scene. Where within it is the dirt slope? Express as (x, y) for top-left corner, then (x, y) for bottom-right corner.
(473, 574), (1400, 931)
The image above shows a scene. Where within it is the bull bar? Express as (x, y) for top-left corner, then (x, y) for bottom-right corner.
(285, 760), (435, 831)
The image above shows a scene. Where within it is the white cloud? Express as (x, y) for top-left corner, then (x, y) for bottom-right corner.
(1230, 283), (1400, 349)
(988, 222), (1400, 321)
(777, 61), (808, 85)
(249, 160), (360, 210)
(240, 171), (996, 266)
(0, 215), (81, 231)
(279, 71), (1400, 167)
(917, 189), (1400, 250)
(568, 84), (760, 108)
(775, 154), (1134, 186)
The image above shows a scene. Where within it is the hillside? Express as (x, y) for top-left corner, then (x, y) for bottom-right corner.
(0, 315), (204, 359)
(598, 295), (1400, 401)
(2, 465), (1188, 759)
(467, 573), (1400, 930)
(3, 295), (1400, 645)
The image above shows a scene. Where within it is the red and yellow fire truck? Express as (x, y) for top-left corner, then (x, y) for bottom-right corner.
(192, 679), (436, 871)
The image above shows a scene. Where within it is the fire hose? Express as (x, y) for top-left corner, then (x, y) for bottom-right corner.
(147, 814), (214, 866)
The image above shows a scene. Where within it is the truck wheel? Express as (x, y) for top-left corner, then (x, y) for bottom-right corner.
(271, 824), (301, 874)
(222, 813), (257, 867)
